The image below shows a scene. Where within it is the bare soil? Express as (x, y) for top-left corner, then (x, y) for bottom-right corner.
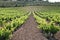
(10, 14), (48, 40)
(55, 31), (60, 40)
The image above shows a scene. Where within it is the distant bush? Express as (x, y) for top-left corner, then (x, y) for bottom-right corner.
(0, 1), (25, 7)
(0, 1), (60, 7)
(0, 1), (16, 7)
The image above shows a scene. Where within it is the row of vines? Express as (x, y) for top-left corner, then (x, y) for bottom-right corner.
(33, 6), (60, 40)
(0, 7), (30, 40)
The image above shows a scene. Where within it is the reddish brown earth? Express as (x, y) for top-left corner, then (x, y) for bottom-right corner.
(10, 14), (48, 40)
(55, 31), (60, 40)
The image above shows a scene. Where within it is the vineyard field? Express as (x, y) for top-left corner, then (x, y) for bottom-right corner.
(0, 6), (60, 40)
(0, 7), (30, 40)
(33, 6), (60, 40)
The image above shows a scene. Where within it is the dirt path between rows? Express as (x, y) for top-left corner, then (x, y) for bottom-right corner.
(10, 14), (48, 40)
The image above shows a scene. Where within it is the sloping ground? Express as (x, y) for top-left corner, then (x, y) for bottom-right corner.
(10, 14), (48, 40)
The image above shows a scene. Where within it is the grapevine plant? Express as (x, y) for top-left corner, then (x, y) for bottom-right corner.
(38, 24), (60, 39)
(0, 7), (30, 40)
(34, 13), (60, 40)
